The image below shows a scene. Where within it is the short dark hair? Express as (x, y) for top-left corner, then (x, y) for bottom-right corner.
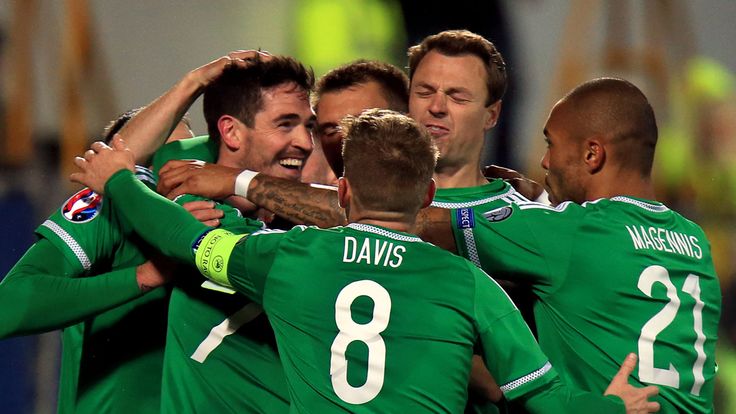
(203, 55), (315, 141)
(102, 108), (192, 144)
(314, 60), (409, 113)
(563, 77), (659, 176)
(408, 30), (507, 106)
(341, 109), (438, 214)
(103, 107), (142, 143)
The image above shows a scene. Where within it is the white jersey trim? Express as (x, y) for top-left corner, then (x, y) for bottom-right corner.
(41, 220), (92, 271)
(430, 186), (521, 209)
(250, 228), (288, 237)
(500, 361), (552, 393)
(347, 223), (423, 243)
(518, 200), (575, 212)
(462, 228), (482, 267)
(610, 196), (669, 212)
(134, 165), (156, 187)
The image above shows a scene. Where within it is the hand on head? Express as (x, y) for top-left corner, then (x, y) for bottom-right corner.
(191, 49), (273, 88)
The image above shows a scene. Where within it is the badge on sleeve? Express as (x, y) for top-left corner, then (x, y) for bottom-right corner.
(62, 188), (103, 223)
(455, 208), (475, 229)
(483, 206), (513, 223)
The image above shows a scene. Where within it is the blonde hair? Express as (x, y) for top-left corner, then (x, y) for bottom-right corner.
(341, 109), (438, 214)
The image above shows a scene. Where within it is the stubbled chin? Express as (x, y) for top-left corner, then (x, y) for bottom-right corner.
(271, 166), (302, 181)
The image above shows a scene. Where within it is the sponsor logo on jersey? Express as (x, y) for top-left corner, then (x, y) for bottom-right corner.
(62, 188), (103, 223)
(483, 206), (513, 222)
(456, 208), (475, 229)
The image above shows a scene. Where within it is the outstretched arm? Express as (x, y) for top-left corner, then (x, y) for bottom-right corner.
(119, 50), (270, 164)
(71, 138), (211, 263)
(156, 158), (457, 252)
(515, 354), (659, 413)
(157, 160), (346, 227)
(0, 239), (168, 338)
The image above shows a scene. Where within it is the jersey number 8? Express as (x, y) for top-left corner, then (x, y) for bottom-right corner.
(330, 280), (392, 404)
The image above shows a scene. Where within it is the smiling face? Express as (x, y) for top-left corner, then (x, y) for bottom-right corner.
(315, 81), (391, 176)
(240, 82), (316, 181)
(409, 51), (499, 171)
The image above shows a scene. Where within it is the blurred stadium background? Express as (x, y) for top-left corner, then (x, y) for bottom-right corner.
(0, 0), (734, 412)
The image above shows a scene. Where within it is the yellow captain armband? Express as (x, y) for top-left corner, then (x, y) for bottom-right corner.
(194, 229), (247, 287)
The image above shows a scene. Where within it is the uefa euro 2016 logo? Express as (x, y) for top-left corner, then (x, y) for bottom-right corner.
(62, 188), (103, 223)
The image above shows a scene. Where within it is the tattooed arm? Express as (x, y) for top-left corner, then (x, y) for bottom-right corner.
(158, 160), (346, 227)
(247, 175), (346, 227)
(415, 207), (456, 253)
(158, 160), (458, 248)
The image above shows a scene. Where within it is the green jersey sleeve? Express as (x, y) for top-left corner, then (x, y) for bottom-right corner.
(151, 135), (217, 174)
(0, 239), (141, 337)
(472, 264), (625, 412)
(194, 227), (291, 304)
(104, 169), (211, 263)
(458, 202), (580, 295)
(0, 168), (163, 337)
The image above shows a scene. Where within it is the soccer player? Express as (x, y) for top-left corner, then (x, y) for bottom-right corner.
(125, 56), (505, 410)
(71, 109), (659, 413)
(155, 33), (526, 410)
(301, 60), (411, 187)
(311, 60), (410, 177)
(120, 52), (315, 413)
(0, 112), (193, 414)
(159, 59), (412, 227)
(449, 78), (721, 413)
(155, 31), (527, 247)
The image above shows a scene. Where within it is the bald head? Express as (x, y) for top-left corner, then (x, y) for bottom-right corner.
(559, 77), (658, 176)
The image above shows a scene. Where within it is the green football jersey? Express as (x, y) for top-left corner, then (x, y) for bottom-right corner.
(459, 196), (721, 413)
(153, 136), (290, 413)
(98, 169), (634, 413)
(431, 179), (527, 269)
(433, 180), (534, 414)
(151, 134), (218, 181)
(208, 224), (567, 412)
(34, 166), (168, 414)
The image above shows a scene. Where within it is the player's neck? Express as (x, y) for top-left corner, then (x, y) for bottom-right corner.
(589, 174), (657, 202)
(348, 210), (418, 234)
(433, 165), (487, 189)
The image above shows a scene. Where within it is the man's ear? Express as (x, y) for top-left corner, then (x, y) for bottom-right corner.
(337, 177), (349, 209)
(421, 179), (437, 209)
(218, 115), (245, 151)
(584, 138), (605, 173)
(483, 100), (502, 131)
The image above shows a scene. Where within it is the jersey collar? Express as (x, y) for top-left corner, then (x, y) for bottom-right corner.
(347, 223), (423, 243)
(609, 196), (670, 213)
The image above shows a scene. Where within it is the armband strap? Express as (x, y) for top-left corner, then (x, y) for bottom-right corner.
(234, 170), (259, 199)
(194, 228), (246, 287)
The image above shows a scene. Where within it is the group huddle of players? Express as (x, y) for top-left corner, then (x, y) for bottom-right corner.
(0, 29), (721, 414)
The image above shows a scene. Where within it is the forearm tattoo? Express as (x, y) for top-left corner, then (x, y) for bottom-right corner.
(249, 176), (346, 227)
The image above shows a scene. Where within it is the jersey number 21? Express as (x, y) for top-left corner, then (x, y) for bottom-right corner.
(638, 265), (706, 395)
